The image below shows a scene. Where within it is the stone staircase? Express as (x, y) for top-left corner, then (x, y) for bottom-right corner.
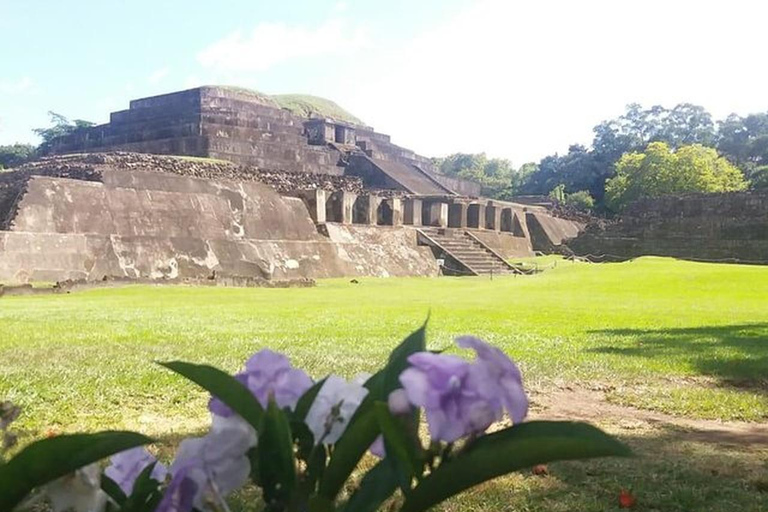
(418, 228), (518, 276)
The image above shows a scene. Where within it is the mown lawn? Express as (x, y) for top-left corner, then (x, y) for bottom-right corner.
(1, 257), (767, 510)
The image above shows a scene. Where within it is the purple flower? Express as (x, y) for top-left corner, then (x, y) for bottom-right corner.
(155, 465), (198, 512)
(159, 422), (254, 511)
(209, 349), (313, 417)
(400, 353), (491, 442)
(104, 447), (167, 495)
(457, 336), (528, 424)
(398, 337), (528, 443)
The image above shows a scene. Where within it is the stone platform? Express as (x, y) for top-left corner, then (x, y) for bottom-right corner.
(0, 167), (439, 283)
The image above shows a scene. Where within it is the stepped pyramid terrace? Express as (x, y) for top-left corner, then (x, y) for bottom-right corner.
(0, 86), (582, 284)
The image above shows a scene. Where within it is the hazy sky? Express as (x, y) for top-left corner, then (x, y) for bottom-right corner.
(1, 0), (766, 164)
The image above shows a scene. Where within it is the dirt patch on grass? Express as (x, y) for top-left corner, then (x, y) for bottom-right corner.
(531, 386), (768, 447)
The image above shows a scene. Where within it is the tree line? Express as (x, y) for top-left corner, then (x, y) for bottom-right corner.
(432, 103), (768, 212)
(0, 112), (94, 169)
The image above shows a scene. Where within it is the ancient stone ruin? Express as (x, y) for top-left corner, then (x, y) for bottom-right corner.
(566, 190), (768, 263)
(0, 86), (581, 284)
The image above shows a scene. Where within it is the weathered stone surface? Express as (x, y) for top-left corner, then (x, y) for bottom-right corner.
(324, 224), (439, 277)
(470, 230), (533, 258)
(0, 169), (440, 283)
(525, 210), (584, 252)
(567, 190), (768, 262)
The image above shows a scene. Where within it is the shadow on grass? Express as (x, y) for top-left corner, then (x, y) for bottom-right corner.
(148, 424), (768, 512)
(438, 424), (768, 512)
(588, 323), (768, 393)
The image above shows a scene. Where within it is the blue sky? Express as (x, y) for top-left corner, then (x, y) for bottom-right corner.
(2, 0), (767, 164)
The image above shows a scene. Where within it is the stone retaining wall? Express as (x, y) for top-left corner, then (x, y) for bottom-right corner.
(567, 191), (768, 262)
(0, 168), (439, 283)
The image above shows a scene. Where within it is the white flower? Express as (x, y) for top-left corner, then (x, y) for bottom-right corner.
(305, 374), (369, 445)
(44, 463), (107, 512)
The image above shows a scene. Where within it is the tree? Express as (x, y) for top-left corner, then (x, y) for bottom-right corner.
(564, 190), (595, 211)
(0, 143), (36, 169)
(433, 153), (518, 199)
(717, 112), (768, 189)
(520, 103), (717, 206)
(592, 103), (715, 159)
(749, 166), (768, 189)
(33, 111), (95, 153)
(519, 145), (606, 199)
(604, 142), (747, 211)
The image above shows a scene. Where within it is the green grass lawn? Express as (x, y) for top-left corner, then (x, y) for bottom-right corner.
(1, 257), (767, 510)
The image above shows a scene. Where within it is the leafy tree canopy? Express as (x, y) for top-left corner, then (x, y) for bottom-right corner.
(716, 112), (768, 189)
(604, 142), (747, 211)
(520, 103), (718, 203)
(0, 143), (37, 169)
(33, 111), (95, 153)
(433, 153), (520, 199)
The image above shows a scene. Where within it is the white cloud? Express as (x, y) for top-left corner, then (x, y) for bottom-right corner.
(339, 0), (768, 164)
(333, 1), (349, 13)
(148, 67), (170, 85)
(197, 19), (368, 72)
(0, 77), (34, 95)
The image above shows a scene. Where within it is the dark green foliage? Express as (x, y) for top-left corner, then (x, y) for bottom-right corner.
(717, 112), (768, 184)
(0, 143), (36, 169)
(0, 431), (151, 510)
(564, 190), (594, 211)
(749, 165), (768, 189)
(433, 153), (520, 199)
(33, 111), (95, 153)
(518, 103), (768, 208)
(258, 399), (297, 509)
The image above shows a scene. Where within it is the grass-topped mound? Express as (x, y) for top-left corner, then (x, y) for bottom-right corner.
(271, 94), (364, 126)
(213, 86), (365, 125)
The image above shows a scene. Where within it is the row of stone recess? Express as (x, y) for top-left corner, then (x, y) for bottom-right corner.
(293, 189), (527, 235)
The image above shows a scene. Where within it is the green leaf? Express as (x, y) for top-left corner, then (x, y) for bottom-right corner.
(374, 402), (420, 489)
(308, 494), (336, 512)
(317, 402), (379, 500)
(258, 398), (297, 508)
(159, 361), (264, 430)
(339, 460), (400, 512)
(373, 321), (428, 400)
(318, 322), (427, 502)
(101, 475), (127, 505)
(399, 421), (632, 512)
(293, 378), (328, 463)
(0, 431), (152, 511)
(122, 461), (164, 512)
(294, 377), (327, 423)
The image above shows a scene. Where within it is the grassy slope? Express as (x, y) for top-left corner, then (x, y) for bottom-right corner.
(1, 257), (767, 510)
(271, 94), (364, 125)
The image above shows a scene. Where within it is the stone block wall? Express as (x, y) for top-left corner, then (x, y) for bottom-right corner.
(49, 87), (344, 174)
(567, 191), (768, 262)
(0, 166), (441, 283)
(525, 210), (584, 253)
